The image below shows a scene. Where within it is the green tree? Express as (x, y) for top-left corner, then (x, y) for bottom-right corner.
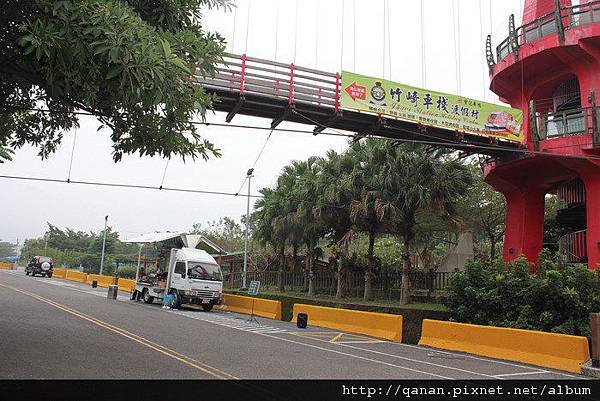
(1, 0), (231, 162)
(461, 163), (506, 260)
(0, 240), (17, 258)
(381, 145), (472, 304)
(192, 216), (245, 252)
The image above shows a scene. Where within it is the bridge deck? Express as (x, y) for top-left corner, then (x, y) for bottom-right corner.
(194, 54), (520, 158)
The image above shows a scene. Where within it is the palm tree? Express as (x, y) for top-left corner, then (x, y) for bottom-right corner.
(289, 156), (327, 296)
(379, 144), (473, 304)
(345, 139), (392, 301)
(316, 149), (356, 299)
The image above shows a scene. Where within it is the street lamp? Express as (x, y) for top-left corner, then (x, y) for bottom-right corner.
(242, 168), (254, 289)
(99, 215), (108, 275)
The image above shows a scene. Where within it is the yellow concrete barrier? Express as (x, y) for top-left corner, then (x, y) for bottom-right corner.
(86, 274), (116, 288)
(222, 294), (281, 320)
(118, 278), (136, 293)
(418, 319), (590, 374)
(292, 304), (403, 342)
(52, 268), (67, 279)
(65, 270), (88, 283)
(0, 262), (13, 270)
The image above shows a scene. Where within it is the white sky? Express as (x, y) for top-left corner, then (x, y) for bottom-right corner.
(1, 0), (524, 243)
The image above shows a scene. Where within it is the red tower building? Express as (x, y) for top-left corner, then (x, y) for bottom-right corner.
(485, 0), (600, 269)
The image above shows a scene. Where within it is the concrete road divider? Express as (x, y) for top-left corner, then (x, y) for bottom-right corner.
(0, 262), (12, 270)
(86, 274), (116, 288)
(65, 270), (88, 283)
(222, 294), (281, 320)
(52, 268), (67, 279)
(292, 304), (403, 342)
(118, 278), (136, 293)
(418, 319), (590, 374)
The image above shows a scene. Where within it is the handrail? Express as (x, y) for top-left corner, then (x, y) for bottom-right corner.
(533, 106), (596, 141)
(195, 53), (342, 111)
(494, 1), (600, 62)
(558, 229), (587, 263)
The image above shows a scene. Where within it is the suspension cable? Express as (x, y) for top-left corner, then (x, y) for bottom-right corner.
(230, 4), (237, 53)
(159, 160), (169, 189)
(386, 0), (391, 80)
(67, 130), (77, 182)
(382, 0), (386, 78)
(353, 0), (356, 71)
(478, 0), (486, 101)
(293, 0), (300, 63)
(244, 0), (251, 54)
(340, 0), (345, 71)
(420, 0), (427, 87)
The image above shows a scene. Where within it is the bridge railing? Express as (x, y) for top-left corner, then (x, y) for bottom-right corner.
(195, 53), (342, 112)
(532, 106), (600, 144)
(495, 1), (600, 62)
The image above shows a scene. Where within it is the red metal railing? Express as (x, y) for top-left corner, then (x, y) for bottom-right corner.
(559, 229), (588, 263)
(194, 53), (342, 111)
(495, 1), (600, 61)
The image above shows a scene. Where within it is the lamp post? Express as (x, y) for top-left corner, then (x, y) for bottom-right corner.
(99, 215), (108, 275)
(242, 168), (254, 289)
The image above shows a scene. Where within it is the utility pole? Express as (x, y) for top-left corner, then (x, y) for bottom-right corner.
(99, 215), (108, 275)
(242, 168), (254, 289)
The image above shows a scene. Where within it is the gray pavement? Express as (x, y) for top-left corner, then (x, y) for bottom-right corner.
(0, 269), (586, 379)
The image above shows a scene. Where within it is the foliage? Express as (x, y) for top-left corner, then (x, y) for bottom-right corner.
(0, 240), (17, 258)
(19, 222), (138, 272)
(1, 0), (232, 162)
(446, 253), (600, 337)
(192, 216), (245, 252)
(459, 162), (506, 260)
(252, 140), (474, 303)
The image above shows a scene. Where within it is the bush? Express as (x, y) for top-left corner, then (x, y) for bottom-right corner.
(446, 253), (600, 337)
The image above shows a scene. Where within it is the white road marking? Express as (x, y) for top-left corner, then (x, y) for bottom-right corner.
(398, 343), (584, 379)
(494, 371), (550, 377)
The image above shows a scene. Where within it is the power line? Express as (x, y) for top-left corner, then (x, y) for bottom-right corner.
(234, 128), (275, 195)
(0, 174), (263, 198)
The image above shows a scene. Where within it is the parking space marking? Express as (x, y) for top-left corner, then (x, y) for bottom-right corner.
(168, 309), (288, 334)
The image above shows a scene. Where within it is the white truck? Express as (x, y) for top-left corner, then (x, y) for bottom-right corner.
(134, 247), (223, 311)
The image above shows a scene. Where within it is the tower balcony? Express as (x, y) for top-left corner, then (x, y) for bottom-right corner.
(532, 105), (600, 146)
(492, 1), (600, 66)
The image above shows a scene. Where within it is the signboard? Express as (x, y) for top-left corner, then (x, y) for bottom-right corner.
(340, 71), (524, 143)
(248, 280), (260, 296)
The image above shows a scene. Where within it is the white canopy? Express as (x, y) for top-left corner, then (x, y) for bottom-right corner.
(123, 231), (225, 254)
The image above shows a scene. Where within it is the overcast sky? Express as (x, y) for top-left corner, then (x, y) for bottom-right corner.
(1, 0), (525, 244)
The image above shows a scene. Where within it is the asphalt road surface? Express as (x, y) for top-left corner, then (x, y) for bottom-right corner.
(0, 269), (585, 380)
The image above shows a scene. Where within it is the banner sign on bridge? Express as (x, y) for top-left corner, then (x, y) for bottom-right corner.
(340, 71), (524, 143)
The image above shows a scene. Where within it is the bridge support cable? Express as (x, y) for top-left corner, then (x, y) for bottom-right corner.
(420, 0), (427, 87)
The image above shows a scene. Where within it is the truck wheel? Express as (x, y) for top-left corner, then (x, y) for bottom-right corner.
(25, 270), (30, 276)
(202, 304), (213, 312)
(47, 272), (53, 278)
(170, 290), (181, 309)
(142, 289), (154, 304)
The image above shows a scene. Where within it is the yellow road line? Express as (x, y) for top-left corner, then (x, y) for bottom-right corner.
(0, 282), (237, 380)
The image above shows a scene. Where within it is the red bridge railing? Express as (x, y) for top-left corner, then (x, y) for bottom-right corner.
(195, 53), (342, 112)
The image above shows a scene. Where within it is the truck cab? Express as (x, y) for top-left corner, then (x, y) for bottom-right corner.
(135, 247), (223, 311)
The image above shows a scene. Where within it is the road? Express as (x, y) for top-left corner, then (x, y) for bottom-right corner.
(0, 269), (584, 380)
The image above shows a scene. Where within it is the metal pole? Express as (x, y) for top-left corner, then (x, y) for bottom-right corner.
(99, 215), (108, 275)
(135, 244), (143, 282)
(242, 168), (254, 289)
